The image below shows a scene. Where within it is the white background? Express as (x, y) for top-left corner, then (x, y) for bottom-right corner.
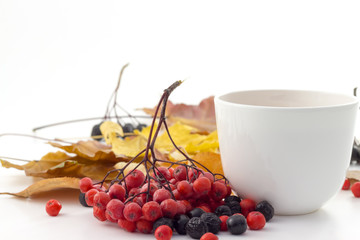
(1, 0), (360, 135)
(1, 1), (360, 239)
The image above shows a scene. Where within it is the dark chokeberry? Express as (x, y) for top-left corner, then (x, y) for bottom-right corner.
(79, 192), (91, 207)
(186, 217), (208, 239)
(225, 201), (241, 215)
(174, 214), (190, 235)
(153, 217), (174, 232)
(226, 214), (247, 235)
(188, 207), (206, 218)
(136, 123), (147, 131)
(255, 201), (274, 222)
(91, 122), (103, 141)
(200, 212), (222, 234)
(122, 123), (135, 133)
(224, 195), (241, 204)
(214, 205), (232, 217)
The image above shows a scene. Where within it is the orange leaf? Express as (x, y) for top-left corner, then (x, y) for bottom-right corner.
(193, 152), (224, 176)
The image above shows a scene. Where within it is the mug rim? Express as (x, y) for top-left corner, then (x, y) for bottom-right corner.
(215, 89), (359, 110)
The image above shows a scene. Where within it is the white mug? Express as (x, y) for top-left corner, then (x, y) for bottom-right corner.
(214, 89), (358, 215)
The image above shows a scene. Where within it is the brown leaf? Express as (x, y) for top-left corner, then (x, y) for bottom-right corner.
(347, 170), (360, 185)
(143, 96), (216, 132)
(49, 140), (120, 163)
(0, 177), (80, 198)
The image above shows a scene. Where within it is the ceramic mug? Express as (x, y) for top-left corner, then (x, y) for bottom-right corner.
(214, 89), (358, 215)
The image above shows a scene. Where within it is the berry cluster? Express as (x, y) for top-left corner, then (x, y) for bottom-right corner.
(79, 169), (274, 239)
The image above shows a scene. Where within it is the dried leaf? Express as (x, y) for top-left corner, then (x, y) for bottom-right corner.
(49, 140), (119, 163)
(347, 170), (360, 185)
(114, 162), (146, 175)
(100, 121), (124, 144)
(143, 96), (216, 132)
(193, 152), (224, 176)
(155, 122), (218, 156)
(0, 177), (80, 198)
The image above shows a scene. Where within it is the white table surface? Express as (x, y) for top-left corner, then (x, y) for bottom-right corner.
(1, 136), (360, 240)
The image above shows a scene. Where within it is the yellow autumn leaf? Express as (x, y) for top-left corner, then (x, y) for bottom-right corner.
(155, 122), (208, 154)
(109, 136), (148, 157)
(185, 130), (219, 154)
(100, 120), (124, 145)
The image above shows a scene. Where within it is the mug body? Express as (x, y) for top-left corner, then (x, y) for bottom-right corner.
(215, 90), (358, 215)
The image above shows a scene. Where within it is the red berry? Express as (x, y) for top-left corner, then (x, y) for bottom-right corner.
(106, 199), (125, 220)
(172, 189), (184, 200)
(197, 204), (211, 213)
(179, 200), (193, 213)
(45, 199), (62, 217)
(177, 180), (193, 198)
(93, 206), (107, 222)
(193, 177), (212, 195)
(156, 167), (172, 181)
(108, 184), (126, 201)
(93, 192), (111, 210)
(140, 182), (159, 196)
(154, 225), (173, 240)
(247, 211), (266, 230)
(240, 199), (256, 217)
(168, 167), (174, 179)
(125, 169), (145, 189)
(210, 181), (227, 201)
(342, 178), (351, 190)
(93, 183), (107, 192)
(174, 165), (187, 181)
(136, 219), (153, 234)
(142, 201), (163, 221)
(85, 188), (99, 206)
(200, 232), (218, 240)
(219, 215), (229, 231)
(200, 172), (215, 183)
(105, 211), (117, 222)
(123, 202), (143, 222)
(153, 188), (172, 203)
(188, 168), (203, 182)
(160, 199), (178, 218)
(118, 218), (136, 232)
(79, 177), (93, 193)
(351, 182), (360, 197)
(128, 187), (140, 197)
(177, 200), (187, 215)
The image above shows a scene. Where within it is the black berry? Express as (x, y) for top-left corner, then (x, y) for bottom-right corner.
(225, 201), (241, 215)
(255, 201), (274, 222)
(122, 123), (135, 133)
(227, 214), (247, 235)
(79, 192), (91, 207)
(200, 212), (221, 234)
(174, 214), (189, 235)
(214, 205), (232, 216)
(153, 217), (174, 231)
(225, 195), (241, 203)
(188, 207), (205, 218)
(136, 123), (147, 131)
(186, 217), (208, 239)
(91, 122), (103, 141)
